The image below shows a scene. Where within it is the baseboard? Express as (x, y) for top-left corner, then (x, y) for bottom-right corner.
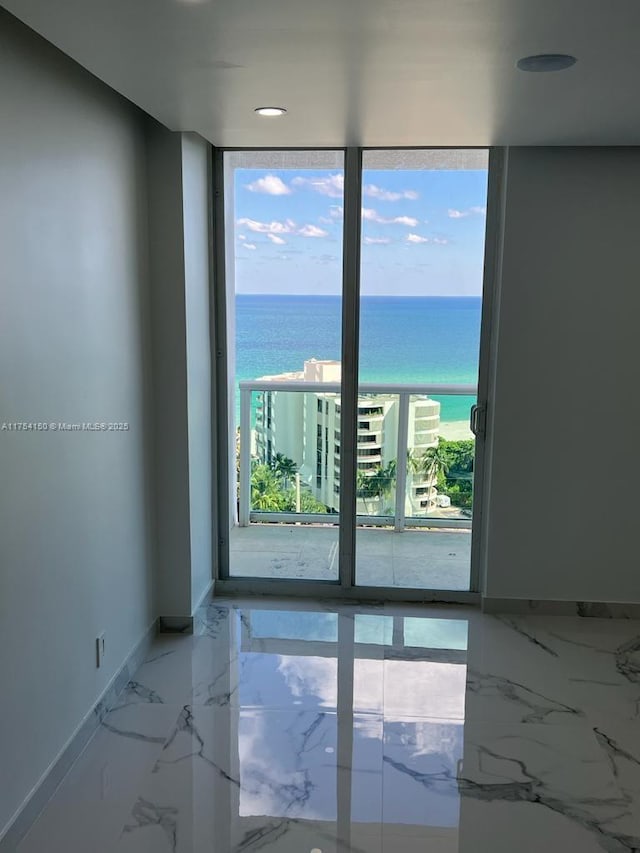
(192, 577), (215, 613)
(158, 615), (193, 633)
(158, 578), (215, 634)
(481, 597), (640, 618)
(0, 617), (158, 851)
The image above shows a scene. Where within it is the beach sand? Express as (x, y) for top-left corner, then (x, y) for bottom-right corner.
(439, 420), (474, 441)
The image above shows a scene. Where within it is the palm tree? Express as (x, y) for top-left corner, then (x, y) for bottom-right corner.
(270, 453), (298, 489)
(251, 464), (286, 511)
(419, 444), (449, 513)
(385, 458), (398, 482)
(377, 463), (397, 514)
(406, 449), (420, 476)
(356, 469), (380, 515)
(357, 464), (396, 516)
(401, 450), (422, 515)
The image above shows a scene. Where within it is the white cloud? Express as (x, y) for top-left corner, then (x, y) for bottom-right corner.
(236, 217), (330, 239)
(363, 184), (419, 202)
(237, 217), (296, 235)
(393, 215), (419, 226)
(245, 174), (291, 195)
(405, 233), (447, 245)
(237, 234), (246, 241)
(448, 206), (486, 219)
(364, 236), (391, 245)
(299, 224), (329, 238)
(291, 173), (344, 198)
(362, 207), (418, 227)
(242, 243), (257, 250)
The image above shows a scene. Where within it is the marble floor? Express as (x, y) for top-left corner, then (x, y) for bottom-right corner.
(229, 525), (472, 589)
(17, 596), (640, 853)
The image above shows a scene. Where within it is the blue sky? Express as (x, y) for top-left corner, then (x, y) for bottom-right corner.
(233, 167), (488, 296)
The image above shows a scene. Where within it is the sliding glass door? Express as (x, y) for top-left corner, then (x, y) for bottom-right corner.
(216, 148), (492, 596)
(223, 151), (344, 581)
(355, 150), (489, 590)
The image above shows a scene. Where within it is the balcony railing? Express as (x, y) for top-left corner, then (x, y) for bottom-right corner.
(238, 380), (477, 531)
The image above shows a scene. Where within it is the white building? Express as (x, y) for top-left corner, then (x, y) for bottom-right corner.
(255, 359), (441, 516)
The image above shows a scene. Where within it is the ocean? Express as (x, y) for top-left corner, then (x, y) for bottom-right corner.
(236, 295), (481, 425)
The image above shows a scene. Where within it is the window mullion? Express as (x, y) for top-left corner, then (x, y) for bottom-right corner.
(338, 148), (363, 588)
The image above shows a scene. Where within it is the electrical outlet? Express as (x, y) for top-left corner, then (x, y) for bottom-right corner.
(96, 633), (105, 668)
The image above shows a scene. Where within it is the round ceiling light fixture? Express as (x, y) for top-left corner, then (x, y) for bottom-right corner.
(254, 106), (287, 116)
(517, 54), (577, 72)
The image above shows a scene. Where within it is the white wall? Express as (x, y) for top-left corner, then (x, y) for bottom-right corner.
(146, 128), (193, 617)
(182, 134), (213, 612)
(146, 127), (213, 617)
(0, 10), (156, 836)
(483, 147), (640, 603)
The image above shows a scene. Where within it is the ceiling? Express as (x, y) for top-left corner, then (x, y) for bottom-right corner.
(4, 0), (640, 147)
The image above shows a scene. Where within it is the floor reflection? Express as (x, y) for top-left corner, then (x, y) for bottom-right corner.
(20, 597), (639, 852)
(113, 601), (469, 851)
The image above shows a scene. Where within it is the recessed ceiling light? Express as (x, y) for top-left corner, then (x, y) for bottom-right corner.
(254, 106), (287, 117)
(517, 54), (577, 72)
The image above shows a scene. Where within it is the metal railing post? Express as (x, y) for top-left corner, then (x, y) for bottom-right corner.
(395, 393), (410, 532)
(239, 388), (252, 527)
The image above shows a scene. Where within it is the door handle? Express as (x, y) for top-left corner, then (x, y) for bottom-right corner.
(470, 404), (485, 438)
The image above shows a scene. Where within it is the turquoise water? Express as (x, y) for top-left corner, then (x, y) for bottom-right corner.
(236, 295), (481, 423)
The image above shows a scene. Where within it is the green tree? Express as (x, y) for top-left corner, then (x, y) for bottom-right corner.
(434, 438), (475, 511)
(251, 464), (287, 511)
(297, 490), (329, 514)
(270, 453), (298, 489)
(419, 445), (450, 512)
(439, 438), (475, 475)
(357, 464), (396, 515)
(441, 480), (473, 510)
(377, 463), (396, 513)
(406, 449), (420, 476)
(356, 469), (379, 514)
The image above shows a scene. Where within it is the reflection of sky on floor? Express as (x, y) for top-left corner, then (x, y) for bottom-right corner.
(239, 653), (339, 709)
(239, 711), (338, 820)
(404, 617), (468, 650)
(248, 609), (339, 642)
(26, 599), (640, 853)
(234, 605), (468, 828)
(355, 614), (394, 645)
(384, 721), (464, 827)
(237, 712), (465, 825)
(246, 608), (469, 649)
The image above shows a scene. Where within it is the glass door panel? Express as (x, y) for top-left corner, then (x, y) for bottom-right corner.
(224, 151), (344, 581)
(355, 149), (489, 590)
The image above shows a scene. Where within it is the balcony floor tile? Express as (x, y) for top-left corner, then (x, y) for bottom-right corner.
(229, 525), (470, 589)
